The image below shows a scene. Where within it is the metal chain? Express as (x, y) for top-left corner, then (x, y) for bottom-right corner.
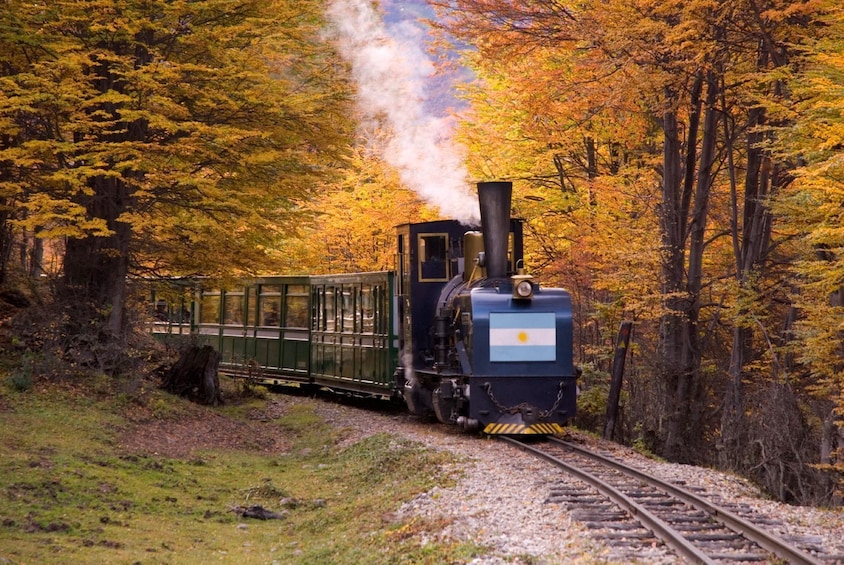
(483, 381), (565, 419)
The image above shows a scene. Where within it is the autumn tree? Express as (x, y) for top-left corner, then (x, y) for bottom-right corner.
(281, 142), (440, 275)
(433, 0), (728, 459)
(434, 0), (836, 498)
(771, 0), (844, 500)
(0, 1), (353, 343)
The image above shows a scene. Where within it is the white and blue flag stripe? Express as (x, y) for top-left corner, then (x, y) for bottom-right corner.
(489, 312), (556, 362)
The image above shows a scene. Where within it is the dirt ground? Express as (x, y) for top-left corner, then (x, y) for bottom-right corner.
(118, 396), (293, 459)
(119, 413), (289, 458)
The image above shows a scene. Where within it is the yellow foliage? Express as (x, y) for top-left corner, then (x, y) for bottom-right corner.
(280, 145), (440, 275)
(0, 0), (357, 280)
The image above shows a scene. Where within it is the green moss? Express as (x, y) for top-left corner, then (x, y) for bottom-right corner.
(0, 379), (484, 564)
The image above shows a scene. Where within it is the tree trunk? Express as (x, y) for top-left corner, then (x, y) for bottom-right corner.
(658, 103), (689, 460)
(59, 44), (149, 338)
(26, 229), (44, 278)
(721, 59), (778, 470)
(660, 70), (718, 463)
(0, 208), (14, 286)
(604, 321), (633, 441)
(162, 345), (223, 406)
(61, 174), (132, 336)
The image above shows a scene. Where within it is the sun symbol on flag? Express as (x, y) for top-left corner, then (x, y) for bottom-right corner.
(517, 331), (529, 343)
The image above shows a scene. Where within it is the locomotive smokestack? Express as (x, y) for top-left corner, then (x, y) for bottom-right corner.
(477, 181), (512, 280)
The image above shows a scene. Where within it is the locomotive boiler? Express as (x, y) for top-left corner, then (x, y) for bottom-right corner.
(150, 181), (578, 435)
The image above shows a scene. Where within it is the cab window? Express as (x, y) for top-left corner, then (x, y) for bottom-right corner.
(419, 233), (449, 282)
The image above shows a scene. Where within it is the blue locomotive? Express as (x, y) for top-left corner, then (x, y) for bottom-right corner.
(151, 181), (578, 435)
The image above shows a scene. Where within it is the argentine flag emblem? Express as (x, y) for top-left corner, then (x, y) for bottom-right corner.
(489, 312), (556, 362)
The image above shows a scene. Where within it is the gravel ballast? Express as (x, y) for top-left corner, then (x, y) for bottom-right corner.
(289, 394), (844, 565)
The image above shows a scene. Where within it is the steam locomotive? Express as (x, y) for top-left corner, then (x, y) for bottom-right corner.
(152, 181), (578, 435)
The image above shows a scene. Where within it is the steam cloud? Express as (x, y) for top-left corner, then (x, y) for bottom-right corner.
(326, 0), (481, 226)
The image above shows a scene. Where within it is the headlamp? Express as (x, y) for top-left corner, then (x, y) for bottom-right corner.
(511, 267), (534, 300)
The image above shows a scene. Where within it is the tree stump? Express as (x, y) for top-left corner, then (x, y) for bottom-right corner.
(161, 345), (223, 406)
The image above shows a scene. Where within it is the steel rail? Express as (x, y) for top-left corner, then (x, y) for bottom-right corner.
(547, 437), (823, 565)
(501, 436), (718, 564)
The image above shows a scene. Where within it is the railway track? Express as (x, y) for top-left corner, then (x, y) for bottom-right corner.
(502, 436), (832, 564)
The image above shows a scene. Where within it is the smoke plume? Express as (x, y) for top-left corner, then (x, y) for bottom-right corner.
(326, 0), (481, 226)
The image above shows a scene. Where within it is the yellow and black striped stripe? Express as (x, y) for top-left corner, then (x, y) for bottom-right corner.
(483, 422), (564, 435)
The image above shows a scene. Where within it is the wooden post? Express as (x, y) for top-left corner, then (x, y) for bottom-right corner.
(604, 321), (633, 441)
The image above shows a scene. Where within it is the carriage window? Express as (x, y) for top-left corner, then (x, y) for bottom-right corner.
(324, 287), (335, 332)
(223, 292), (244, 325)
(151, 286), (193, 324)
(419, 233), (449, 282)
(341, 286), (355, 333)
(247, 286), (257, 326)
(285, 285), (309, 329)
(313, 288), (323, 330)
(200, 292), (221, 324)
(361, 286), (374, 333)
(260, 285), (281, 326)
(154, 299), (168, 321)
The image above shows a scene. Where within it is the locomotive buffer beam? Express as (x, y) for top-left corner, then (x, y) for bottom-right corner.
(473, 377), (573, 436)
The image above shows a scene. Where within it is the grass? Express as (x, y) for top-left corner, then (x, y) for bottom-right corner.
(0, 375), (487, 564)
